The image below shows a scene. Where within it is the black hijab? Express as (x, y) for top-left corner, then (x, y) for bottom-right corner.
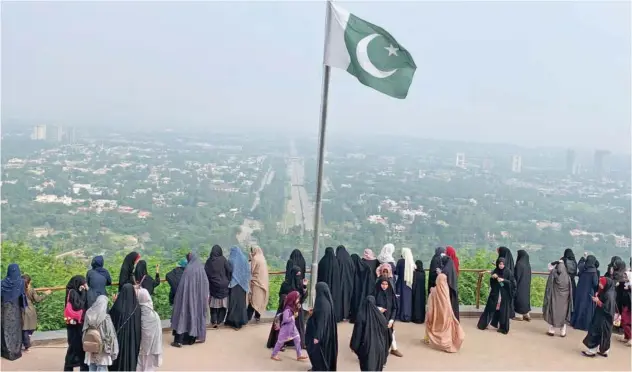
(411, 260), (426, 324)
(281, 265), (304, 297)
(336, 245), (355, 321)
(497, 247), (515, 273)
(583, 255), (598, 273)
(428, 247), (445, 290)
(109, 283), (141, 372)
(375, 276), (397, 321)
(118, 252), (139, 292)
(205, 245), (231, 299)
(350, 296), (391, 372)
(133, 260), (149, 284)
(440, 256), (458, 292)
(305, 282), (338, 371)
(65, 275), (87, 312)
(289, 249), (307, 281)
(606, 256), (626, 282)
(318, 247), (342, 319)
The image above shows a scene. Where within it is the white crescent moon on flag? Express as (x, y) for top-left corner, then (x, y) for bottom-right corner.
(356, 34), (397, 79)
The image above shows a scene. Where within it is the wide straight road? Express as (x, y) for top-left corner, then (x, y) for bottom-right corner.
(286, 140), (314, 232)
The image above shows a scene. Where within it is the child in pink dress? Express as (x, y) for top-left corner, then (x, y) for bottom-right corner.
(270, 291), (308, 361)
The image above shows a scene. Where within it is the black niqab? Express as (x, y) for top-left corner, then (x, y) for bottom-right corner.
(336, 245), (355, 321)
(305, 282), (338, 371)
(118, 252), (139, 292)
(428, 247), (445, 291)
(205, 245), (232, 299)
(109, 283), (141, 372)
(318, 247), (342, 321)
(514, 250), (532, 314)
(440, 256), (460, 320)
(411, 260), (426, 324)
(350, 296), (391, 372)
(289, 249), (307, 281)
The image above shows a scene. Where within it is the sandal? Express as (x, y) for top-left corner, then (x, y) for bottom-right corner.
(297, 355), (309, 361)
(271, 356), (282, 361)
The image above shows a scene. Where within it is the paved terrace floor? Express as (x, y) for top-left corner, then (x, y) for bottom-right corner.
(3, 317), (630, 371)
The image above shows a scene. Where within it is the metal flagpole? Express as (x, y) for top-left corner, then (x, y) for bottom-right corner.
(309, 0), (333, 308)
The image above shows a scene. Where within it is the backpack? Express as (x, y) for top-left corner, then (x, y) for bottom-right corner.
(83, 326), (102, 354)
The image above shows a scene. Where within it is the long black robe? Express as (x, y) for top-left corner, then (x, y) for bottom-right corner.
(427, 247), (445, 292)
(63, 276), (88, 371)
(118, 252), (139, 292)
(441, 256), (460, 320)
(336, 245), (355, 321)
(411, 260), (426, 324)
(583, 278), (616, 352)
(361, 258), (378, 297)
(562, 248), (578, 306)
(225, 285), (248, 329)
(289, 249), (307, 281)
(571, 256), (599, 331)
(205, 245), (232, 300)
(267, 265), (307, 349)
(109, 283), (141, 372)
(133, 260), (161, 295)
(166, 266), (185, 306)
(305, 282), (338, 371)
(375, 276), (398, 345)
(350, 296), (391, 372)
(318, 247), (343, 322)
(1, 264), (26, 361)
(350, 255), (370, 324)
(477, 258), (515, 334)
(497, 247), (515, 318)
(513, 250), (532, 315)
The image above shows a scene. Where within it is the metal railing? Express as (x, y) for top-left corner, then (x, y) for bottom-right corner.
(34, 268), (549, 309)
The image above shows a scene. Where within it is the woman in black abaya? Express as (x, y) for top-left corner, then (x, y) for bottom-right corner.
(205, 245), (233, 328)
(317, 247), (342, 322)
(571, 255), (599, 331)
(350, 296), (391, 371)
(439, 255), (460, 321)
(118, 252), (140, 292)
(428, 247), (445, 292)
(134, 260), (161, 296)
(336, 245), (355, 322)
(514, 250), (532, 321)
(496, 246), (515, 318)
(477, 258), (515, 334)
(305, 282), (338, 371)
(267, 265), (308, 349)
(582, 277), (616, 357)
(350, 254), (370, 323)
(63, 275), (88, 371)
(411, 260), (426, 324)
(289, 249), (307, 281)
(109, 283), (141, 372)
(362, 249), (378, 296)
(375, 276), (402, 357)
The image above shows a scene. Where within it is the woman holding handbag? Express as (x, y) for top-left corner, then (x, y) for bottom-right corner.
(63, 275), (89, 371)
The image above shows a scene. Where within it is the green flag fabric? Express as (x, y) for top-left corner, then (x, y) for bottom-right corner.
(323, 2), (416, 99)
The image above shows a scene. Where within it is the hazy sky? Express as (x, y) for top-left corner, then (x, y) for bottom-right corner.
(2, 1), (630, 152)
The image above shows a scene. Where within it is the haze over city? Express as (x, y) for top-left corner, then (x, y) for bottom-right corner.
(2, 1), (630, 153)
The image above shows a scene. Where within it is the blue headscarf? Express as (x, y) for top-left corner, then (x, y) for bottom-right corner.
(1, 264), (26, 306)
(228, 246), (251, 292)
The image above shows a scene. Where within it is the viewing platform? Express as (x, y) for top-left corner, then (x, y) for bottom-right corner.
(4, 308), (630, 371)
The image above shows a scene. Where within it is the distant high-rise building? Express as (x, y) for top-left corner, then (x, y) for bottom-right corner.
(594, 150), (610, 176)
(55, 126), (63, 142)
(566, 149), (576, 174)
(511, 155), (522, 173)
(455, 153), (465, 169)
(31, 125), (46, 140)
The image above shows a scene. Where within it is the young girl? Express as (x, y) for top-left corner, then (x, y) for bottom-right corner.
(270, 291), (308, 362)
(83, 295), (119, 371)
(21, 274), (51, 352)
(375, 276), (403, 357)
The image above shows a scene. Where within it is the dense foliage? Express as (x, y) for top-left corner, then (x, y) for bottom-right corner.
(1, 241), (545, 332)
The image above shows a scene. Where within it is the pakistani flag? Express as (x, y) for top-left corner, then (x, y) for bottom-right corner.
(324, 2), (416, 99)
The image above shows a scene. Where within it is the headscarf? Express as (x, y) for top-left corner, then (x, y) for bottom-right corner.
(249, 246), (269, 314)
(375, 276), (397, 321)
(1, 263), (26, 306)
(401, 247), (416, 288)
(228, 246), (251, 292)
(171, 253), (209, 342)
(363, 249), (376, 260)
(83, 295), (118, 358)
(425, 273), (465, 353)
(118, 251), (140, 291)
(109, 283), (141, 372)
(91, 256), (110, 278)
(376, 262), (394, 278)
(305, 282), (338, 371)
(205, 245), (231, 299)
(134, 260), (149, 284)
(445, 246), (460, 274)
(283, 290), (300, 312)
(283, 265), (304, 295)
(429, 247), (446, 272)
(492, 258), (508, 278)
(497, 247), (514, 272)
(377, 243), (395, 264)
(66, 275), (87, 311)
(598, 276), (608, 294)
(415, 260), (425, 273)
(289, 249), (307, 280)
(350, 296), (391, 371)
(138, 288), (163, 358)
(177, 258), (188, 268)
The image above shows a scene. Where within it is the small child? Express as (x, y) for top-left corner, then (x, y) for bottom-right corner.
(270, 291), (308, 362)
(21, 274), (51, 352)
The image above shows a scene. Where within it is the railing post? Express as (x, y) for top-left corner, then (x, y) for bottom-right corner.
(475, 271), (484, 309)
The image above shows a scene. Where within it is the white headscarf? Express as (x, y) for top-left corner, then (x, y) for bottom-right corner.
(402, 248), (416, 288)
(378, 243), (396, 264)
(82, 295), (118, 358)
(138, 288), (163, 359)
